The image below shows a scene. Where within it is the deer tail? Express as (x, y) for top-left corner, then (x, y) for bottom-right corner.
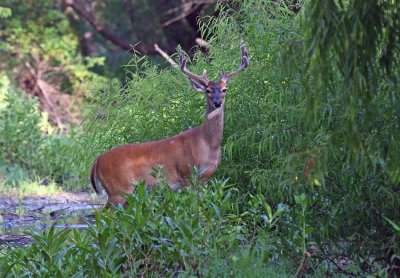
(90, 158), (101, 194)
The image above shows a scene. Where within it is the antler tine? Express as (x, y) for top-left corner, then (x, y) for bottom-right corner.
(179, 51), (210, 85)
(221, 46), (250, 82)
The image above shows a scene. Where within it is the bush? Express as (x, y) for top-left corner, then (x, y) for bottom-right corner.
(0, 182), (290, 277)
(0, 75), (44, 170)
(0, 75), (79, 189)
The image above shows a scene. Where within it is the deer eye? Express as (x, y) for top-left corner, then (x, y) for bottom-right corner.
(206, 88), (212, 94)
(222, 88), (227, 93)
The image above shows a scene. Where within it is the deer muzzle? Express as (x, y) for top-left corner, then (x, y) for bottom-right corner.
(213, 91), (222, 108)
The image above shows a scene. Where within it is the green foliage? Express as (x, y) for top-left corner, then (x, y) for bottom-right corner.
(0, 0), (105, 89)
(0, 0), (106, 131)
(0, 0), (398, 275)
(77, 0), (399, 274)
(291, 0), (400, 255)
(0, 7), (11, 18)
(0, 76), (44, 169)
(0, 182), (291, 277)
(80, 1), (310, 200)
(0, 75), (79, 189)
(206, 0), (313, 198)
(76, 55), (205, 175)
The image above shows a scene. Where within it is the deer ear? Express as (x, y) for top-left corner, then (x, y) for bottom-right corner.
(189, 78), (207, 92)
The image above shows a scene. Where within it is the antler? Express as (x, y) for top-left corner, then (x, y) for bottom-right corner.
(221, 46), (250, 83)
(179, 51), (210, 85)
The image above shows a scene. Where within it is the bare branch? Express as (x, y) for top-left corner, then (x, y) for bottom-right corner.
(63, 0), (156, 54)
(195, 38), (209, 49)
(162, 0), (218, 27)
(154, 43), (177, 68)
(163, 3), (199, 27)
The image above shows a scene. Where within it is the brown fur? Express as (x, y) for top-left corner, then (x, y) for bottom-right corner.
(91, 108), (223, 207)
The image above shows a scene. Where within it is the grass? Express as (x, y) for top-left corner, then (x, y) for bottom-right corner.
(0, 165), (60, 197)
(0, 181), (60, 197)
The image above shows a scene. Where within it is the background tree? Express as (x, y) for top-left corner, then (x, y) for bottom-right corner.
(0, 0), (105, 127)
(0, 0), (218, 126)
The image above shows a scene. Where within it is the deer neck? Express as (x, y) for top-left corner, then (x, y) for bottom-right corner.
(201, 99), (224, 148)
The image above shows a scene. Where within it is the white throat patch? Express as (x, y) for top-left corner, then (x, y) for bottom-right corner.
(207, 107), (223, 120)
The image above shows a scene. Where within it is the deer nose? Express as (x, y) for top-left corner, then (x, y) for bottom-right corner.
(214, 101), (222, 108)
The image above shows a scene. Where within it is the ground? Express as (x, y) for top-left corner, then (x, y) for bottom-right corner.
(0, 191), (106, 246)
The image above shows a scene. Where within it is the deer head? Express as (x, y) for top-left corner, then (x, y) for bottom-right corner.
(179, 46), (249, 108)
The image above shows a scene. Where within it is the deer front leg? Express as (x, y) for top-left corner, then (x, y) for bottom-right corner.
(198, 161), (219, 185)
(168, 174), (190, 192)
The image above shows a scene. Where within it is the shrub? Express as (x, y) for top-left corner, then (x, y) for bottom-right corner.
(0, 75), (79, 188)
(0, 75), (44, 170)
(0, 182), (289, 277)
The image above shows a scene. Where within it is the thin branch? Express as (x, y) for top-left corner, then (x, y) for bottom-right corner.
(63, 0), (155, 54)
(164, 0), (218, 16)
(162, 0), (218, 27)
(163, 3), (201, 27)
(195, 38), (209, 49)
(164, 1), (193, 16)
(154, 43), (178, 68)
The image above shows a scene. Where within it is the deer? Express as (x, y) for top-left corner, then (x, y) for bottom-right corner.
(90, 46), (249, 207)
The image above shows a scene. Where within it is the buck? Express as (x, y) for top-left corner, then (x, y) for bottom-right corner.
(90, 46), (249, 207)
